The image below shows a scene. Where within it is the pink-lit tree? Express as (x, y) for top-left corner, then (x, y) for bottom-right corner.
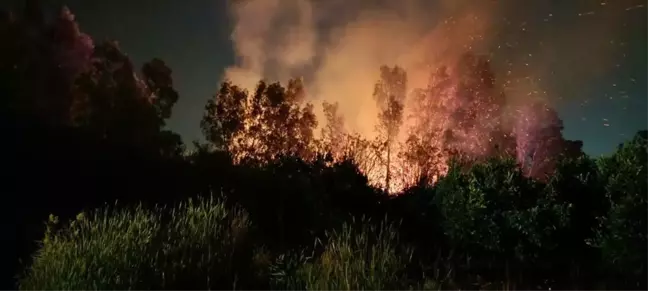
(49, 6), (94, 80)
(513, 100), (582, 180)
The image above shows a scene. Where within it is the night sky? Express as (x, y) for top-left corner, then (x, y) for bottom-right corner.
(2, 0), (646, 157)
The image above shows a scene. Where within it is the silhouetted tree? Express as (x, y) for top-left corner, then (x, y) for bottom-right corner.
(434, 156), (574, 288)
(513, 100), (583, 181)
(594, 130), (647, 288)
(373, 65), (407, 193)
(340, 133), (384, 183)
(0, 3), (92, 125)
(543, 155), (609, 280)
(73, 41), (183, 155)
(1, 4), (187, 288)
(320, 101), (346, 159)
(201, 81), (247, 150)
(202, 79), (317, 163)
(404, 66), (455, 184)
(0, 3), (183, 155)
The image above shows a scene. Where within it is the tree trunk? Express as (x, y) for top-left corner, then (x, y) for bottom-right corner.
(385, 142), (391, 194)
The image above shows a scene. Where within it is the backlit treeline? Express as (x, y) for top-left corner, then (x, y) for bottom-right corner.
(1, 1), (583, 194)
(201, 53), (583, 193)
(0, 3), (183, 157)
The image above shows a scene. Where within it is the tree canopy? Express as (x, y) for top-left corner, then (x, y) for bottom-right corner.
(201, 79), (318, 163)
(0, 2), (183, 156)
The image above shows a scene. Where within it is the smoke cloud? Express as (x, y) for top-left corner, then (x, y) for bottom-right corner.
(224, 0), (639, 138)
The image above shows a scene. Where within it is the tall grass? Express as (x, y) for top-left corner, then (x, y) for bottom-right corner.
(19, 196), (253, 290)
(272, 217), (416, 290)
(19, 206), (161, 290)
(22, 200), (424, 290)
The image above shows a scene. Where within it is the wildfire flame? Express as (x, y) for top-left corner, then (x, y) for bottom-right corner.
(219, 0), (635, 193)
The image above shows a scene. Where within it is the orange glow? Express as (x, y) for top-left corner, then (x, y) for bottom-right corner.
(221, 0), (634, 193)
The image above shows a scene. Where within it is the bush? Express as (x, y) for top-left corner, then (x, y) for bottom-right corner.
(271, 217), (416, 290)
(543, 155), (607, 287)
(217, 154), (383, 253)
(19, 197), (256, 290)
(433, 157), (571, 288)
(19, 206), (161, 290)
(593, 131), (647, 288)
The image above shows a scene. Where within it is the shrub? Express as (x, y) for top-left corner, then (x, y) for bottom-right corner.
(272, 217), (416, 290)
(543, 155), (607, 287)
(19, 206), (161, 290)
(433, 157), (571, 288)
(154, 196), (253, 289)
(19, 197), (255, 290)
(593, 131), (647, 288)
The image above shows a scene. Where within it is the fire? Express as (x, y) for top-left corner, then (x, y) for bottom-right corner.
(217, 51), (523, 195)
(218, 0), (606, 192)
(321, 55), (513, 194)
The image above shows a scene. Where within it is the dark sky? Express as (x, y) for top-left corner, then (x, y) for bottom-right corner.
(2, 0), (647, 157)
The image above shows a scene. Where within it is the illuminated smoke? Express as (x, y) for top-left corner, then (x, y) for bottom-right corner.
(225, 0), (498, 135)
(222, 0), (639, 191)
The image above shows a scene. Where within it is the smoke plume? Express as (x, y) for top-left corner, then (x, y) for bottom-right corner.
(225, 0), (638, 132)
(222, 0), (642, 189)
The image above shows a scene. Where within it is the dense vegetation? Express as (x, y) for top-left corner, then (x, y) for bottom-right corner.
(2, 2), (646, 290)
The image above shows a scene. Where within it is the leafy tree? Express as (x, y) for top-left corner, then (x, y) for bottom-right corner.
(403, 53), (515, 186)
(373, 65), (407, 193)
(339, 133), (384, 185)
(73, 41), (183, 155)
(434, 157), (572, 288)
(50, 6), (94, 82)
(0, 3), (93, 125)
(201, 81), (247, 150)
(201, 79), (318, 163)
(318, 102), (388, 188)
(513, 100), (584, 181)
(0, 3), (183, 156)
(593, 130), (647, 288)
(141, 58), (180, 124)
(404, 66), (455, 184)
(320, 101), (346, 159)
(543, 155), (607, 287)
